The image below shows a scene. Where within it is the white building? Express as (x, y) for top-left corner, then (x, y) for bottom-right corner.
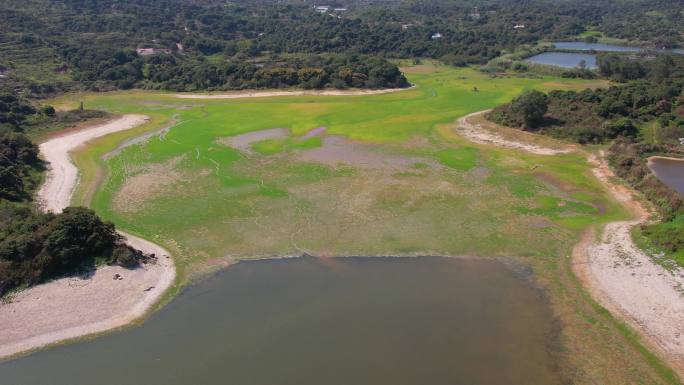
(136, 48), (171, 56)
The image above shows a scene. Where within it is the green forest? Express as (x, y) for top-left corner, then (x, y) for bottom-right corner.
(1, 0), (683, 95)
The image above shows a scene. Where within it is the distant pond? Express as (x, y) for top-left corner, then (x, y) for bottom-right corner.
(525, 52), (598, 69)
(648, 157), (684, 196)
(0, 256), (563, 385)
(554, 42), (684, 55)
(526, 42), (684, 70)
(553, 42), (643, 53)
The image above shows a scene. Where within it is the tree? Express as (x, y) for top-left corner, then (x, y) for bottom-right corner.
(603, 118), (638, 139)
(509, 90), (548, 129)
(41, 105), (56, 117)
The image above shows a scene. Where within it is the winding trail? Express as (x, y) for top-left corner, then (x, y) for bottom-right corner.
(456, 110), (572, 155)
(457, 111), (684, 377)
(0, 114), (176, 361)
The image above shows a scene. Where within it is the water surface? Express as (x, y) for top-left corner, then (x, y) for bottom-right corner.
(554, 42), (643, 53)
(649, 157), (684, 195)
(526, 52), (597, 69)
(554, 42), (684, 56)
(0, 256), (562, 385)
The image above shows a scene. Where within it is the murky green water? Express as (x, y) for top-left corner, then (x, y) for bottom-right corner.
(0, 256), (562, 385)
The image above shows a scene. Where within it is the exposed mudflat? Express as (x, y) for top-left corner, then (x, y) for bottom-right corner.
(296, 136), (439, 170)
(217, 128), (290, 154)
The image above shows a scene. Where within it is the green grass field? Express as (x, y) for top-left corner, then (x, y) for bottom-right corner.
(52, 65), (620, 273)
(50, 63), (679, 385)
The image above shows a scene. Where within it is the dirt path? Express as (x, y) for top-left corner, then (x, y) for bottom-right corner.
(37, 114), (150, 212)
(0, 115), (176, 361)
(457, 111), (684, 377)
(577, 153), (684, 375)
(456, 110), (572, 155)
(173, 86), (414, 99)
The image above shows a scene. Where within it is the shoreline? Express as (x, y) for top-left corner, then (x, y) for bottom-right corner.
(576, 153), (684, 376)
(457, 111), (684, 379)
(0, 114), (177, 362)
(647, 155), (684, 162)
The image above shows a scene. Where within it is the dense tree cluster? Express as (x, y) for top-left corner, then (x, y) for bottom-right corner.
(489, 54), (684, 144)
(57, 47), (409, 91)
(0, 131), (40, 201)
(0, 92), (145, 297)
(0, 93), (37, 130)
(597, 53), (679, 83)
(488, 90), (548, 129)
(0, 205), (145, 296)
(597, 0), (684, 48)
(1, 0), (682, 94)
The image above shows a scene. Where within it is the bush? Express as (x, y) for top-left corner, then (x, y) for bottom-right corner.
(641, 216), (684, 253)
(112, 245), (142, 268)
(603, 118), (638, 139)
(0, 131), (40, 201)
(489, 90), (548, 129)
(0, 206), (132, 296)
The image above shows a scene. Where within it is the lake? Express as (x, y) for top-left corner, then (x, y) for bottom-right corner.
(554, 42), (643, 53)
(0, 256), (563, 385)
(554, 42), (684, 56)
(526, 52), (597, 69)
(648, 156), (684, 196)
(526, 42), (684, 70)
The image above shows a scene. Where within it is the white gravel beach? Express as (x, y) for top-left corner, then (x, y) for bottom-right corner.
(0, 115), (176, 361)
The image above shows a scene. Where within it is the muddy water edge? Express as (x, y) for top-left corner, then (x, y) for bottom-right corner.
(0, 256), (564, 385)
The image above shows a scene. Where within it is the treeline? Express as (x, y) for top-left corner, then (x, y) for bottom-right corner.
(1, 0), (682, 95)
(490, 53), (684, 263)
(597, 0), (684, 48)
(598, 53), (680, 83)
(58, 48), (409, 91)
(489, 54), (684, 144)
(0, 91), (144, 297)
(0, 131), (40, 201)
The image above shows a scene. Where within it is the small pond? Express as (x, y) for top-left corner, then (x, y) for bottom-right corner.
(648, 157), (684, 196)
(554, 42), (643, 53)
(554, 42), (684, 56)
(0, 256), (563, 385)
(527, 42), (684, 70)
(525, 52), (597, 69)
